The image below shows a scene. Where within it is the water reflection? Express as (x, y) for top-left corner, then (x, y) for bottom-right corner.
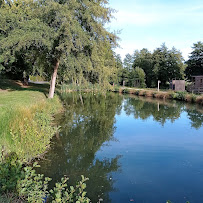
(38, 93), (123, 202)
(38, 93), (203, 202)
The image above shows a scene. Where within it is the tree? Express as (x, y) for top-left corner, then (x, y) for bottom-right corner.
(123, 53), (133, 71)
(185, 41), (203, 79)
(129, 66), (146, 88)
(132, 48), (154, 87)
(152, 43), (185, 86)
(0, 0), (117, 98)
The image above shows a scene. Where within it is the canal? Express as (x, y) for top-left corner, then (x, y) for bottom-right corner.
(38, 93), (203, 203)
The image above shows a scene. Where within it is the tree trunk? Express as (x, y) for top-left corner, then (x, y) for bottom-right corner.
(48, 59), (59, 99)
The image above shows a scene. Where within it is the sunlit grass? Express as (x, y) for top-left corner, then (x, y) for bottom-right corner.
(0, 80), (62, 161)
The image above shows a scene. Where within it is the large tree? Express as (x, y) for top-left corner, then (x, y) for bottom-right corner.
(0, 0), (117, 98)
(152, 43), (185, 86)
(185, 41), (203, 79)
(132, 48), (154, 87)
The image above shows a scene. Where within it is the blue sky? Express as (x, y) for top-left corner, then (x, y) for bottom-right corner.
(107, 0), (203, 60)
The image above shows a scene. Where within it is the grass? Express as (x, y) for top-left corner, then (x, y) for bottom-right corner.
(0, 80), (62, 162)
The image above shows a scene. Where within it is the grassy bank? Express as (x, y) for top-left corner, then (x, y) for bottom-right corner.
(113, 86), (203, 105)
(0, 80), (62, 161)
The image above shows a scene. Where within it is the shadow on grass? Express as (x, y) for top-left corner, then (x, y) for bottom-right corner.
(0, 79), (50, 98)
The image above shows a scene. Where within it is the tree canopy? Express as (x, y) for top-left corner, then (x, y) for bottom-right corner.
(185, 41), (203, 79)
(122, 44), (185, 88)
(0, 0), (118, 97)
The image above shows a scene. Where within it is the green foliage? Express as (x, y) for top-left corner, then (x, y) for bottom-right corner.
(135, 90), (140, 95)
(185, 41), (203, 79)
(0, 0), (118, 96)
(113, 85), (120, 92)
(133, 49), (154, 87)
(0, 82), (62, 161)
(191, 94), (197, 103)
(0, 154), (90, 203)
(122, 88), (130, 94)
(50, 176), (90, 203)
(17, 163), (51, 203)
(129, 67), (146, 88)
(168, 91), (177, 99)
(152, 92), (157, 98)
(131, 44), (185, 88)
(174, 91), (187, 101)
(0, 153), (22, 193)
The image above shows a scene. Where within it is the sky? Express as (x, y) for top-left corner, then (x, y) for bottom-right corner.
(107, 0), (203, 60)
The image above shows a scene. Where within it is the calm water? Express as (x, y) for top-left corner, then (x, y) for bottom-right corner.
(38, 93), (203, 203)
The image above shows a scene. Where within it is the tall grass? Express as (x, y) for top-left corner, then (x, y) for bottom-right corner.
(0, 88), (62, 162)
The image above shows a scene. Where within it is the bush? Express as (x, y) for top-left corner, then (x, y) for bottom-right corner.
(122, 88), (130, 94)
(191, 94), (197, 103)
(175, 91), (187, 101)
(0, 153), (23, 193)
(0, 154), (90, 203)
(152, 92), (157, 98)
(135, 90), (140, 96)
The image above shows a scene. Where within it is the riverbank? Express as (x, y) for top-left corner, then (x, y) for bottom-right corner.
(0, 79), (62, 161)
(112, 86), (203, 105)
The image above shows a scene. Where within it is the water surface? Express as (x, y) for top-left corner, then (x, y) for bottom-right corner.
(38, 93), (203, 203)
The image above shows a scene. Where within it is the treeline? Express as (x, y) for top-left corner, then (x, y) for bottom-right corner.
(0, 0), (202, 96)
(115, 42), (203, 88)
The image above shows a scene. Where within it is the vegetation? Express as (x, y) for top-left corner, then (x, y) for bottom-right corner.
(112, 86), (203, 105)
(118, 44), (186, 88)
(0, 153), (90, 202)
(185, 41), (203, 78)
(0, 0), (118, 98)
(0, 80), (62, 161)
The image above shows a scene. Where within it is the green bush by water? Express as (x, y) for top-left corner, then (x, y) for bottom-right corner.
(0, 154), (90, 203)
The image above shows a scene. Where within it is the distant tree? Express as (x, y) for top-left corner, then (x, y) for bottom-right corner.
(185, 41), (203, 79)
(132, 48), (154, 87)
(129, 66), (146, 88)
(123, 53), (133, 71)
(152, 43), (185, 86)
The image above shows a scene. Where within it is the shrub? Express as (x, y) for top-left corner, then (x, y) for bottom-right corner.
(168, 91), (176, 99)
(152, 92), (157, 98)
(0, 153), (23, 193)
(175, 91), (187, 101)
(0, 154), (90, 203)
(122, 88), (130, 94)
(135, 90), (140, 96)
(191, 94), (197, 103)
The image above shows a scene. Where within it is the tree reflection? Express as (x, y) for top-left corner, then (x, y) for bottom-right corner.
(124, 97), (183, 125)
(38, 92), (123, 202)
(186, 108), (203, 129)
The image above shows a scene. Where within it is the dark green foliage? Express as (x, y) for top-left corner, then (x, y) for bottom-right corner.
(131, 44), (185, 88)
(0, 153), (22, 193)
(174, 91), (187, 101)
(0, 153), (90, 202)
(185, 41), (203, 79)
(152, 44), (185, 86)
(133, 49), (154, 87)
(135, 90), (140, 95)
(129, 67), (146, 88)
(0, 0), (118, 96)
(122, 88), (130, 94)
